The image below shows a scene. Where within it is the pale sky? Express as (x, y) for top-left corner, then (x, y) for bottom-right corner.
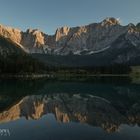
(0, 0), (140, 34)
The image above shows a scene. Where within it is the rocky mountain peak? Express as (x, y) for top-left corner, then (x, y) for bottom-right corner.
(26, 28), (43, 34)
(0, 18), (140, 56)
(26, 29), (35, 33)
(21, 28), (46, 53)
(101, 17), (120, 26)
(136, 23), (140, 30)
(0, 24), (21, 43)
(55, 26), (70, 41)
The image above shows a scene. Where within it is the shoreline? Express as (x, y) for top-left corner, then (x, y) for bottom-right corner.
(0, 74), (53, 79)
(0, 73), (138, 79)
(0, 73), (140, 79)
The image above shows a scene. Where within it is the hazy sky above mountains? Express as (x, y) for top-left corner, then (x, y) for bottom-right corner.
(0, 0), (140, 34)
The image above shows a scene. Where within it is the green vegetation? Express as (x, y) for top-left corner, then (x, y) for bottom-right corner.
(131, 66), (140, 76)
(52, 64), (131, 74)
(0, 53), (47, 74)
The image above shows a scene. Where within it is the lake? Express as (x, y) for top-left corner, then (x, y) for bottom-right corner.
(0, 77), (140, 140)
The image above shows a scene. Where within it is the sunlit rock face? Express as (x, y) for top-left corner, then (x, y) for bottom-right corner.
(0, 17), (140, 56)
(101, 17), (120, 26)
(21, 29), (46, 53)
(0, 93), (140, 133)
(55, 26), (70, 42)
(0, 24), (22, 43)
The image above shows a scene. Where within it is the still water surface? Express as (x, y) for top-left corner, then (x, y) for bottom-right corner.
(0, 77), (140, 140)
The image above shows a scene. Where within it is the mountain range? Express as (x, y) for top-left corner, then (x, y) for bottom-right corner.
(0, 17), (140, 68)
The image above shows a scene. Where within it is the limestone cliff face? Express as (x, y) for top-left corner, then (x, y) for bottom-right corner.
(51, 17), (128, 55)
(0, 17), (140, 56)
(55, 26), (70, 42)
(0, 24), (21, 43)
(21, 29), (46, 53)
(0, 25), (46, 53)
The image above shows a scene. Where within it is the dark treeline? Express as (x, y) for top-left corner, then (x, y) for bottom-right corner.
(0, 54), (132, 75)
(0, 54), (46, 74)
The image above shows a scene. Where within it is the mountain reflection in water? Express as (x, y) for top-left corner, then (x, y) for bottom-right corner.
(0, 77), (140, 140)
